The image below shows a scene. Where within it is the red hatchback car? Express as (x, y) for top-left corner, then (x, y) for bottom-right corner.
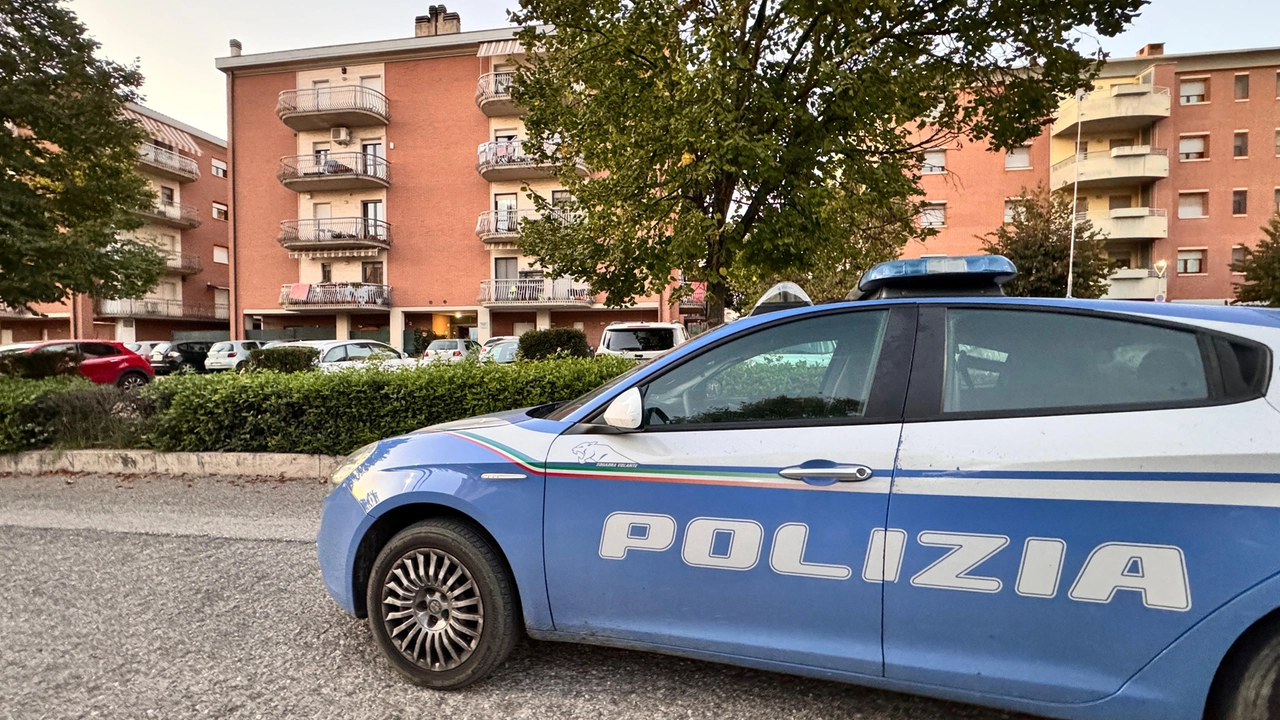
(0, 340), (153, 390)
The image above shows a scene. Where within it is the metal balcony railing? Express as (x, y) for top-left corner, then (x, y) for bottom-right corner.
(477, 140), (551, 167)
(138, 143), (200, 180)
(478, 278), (594, 306)
(278, 152), (390, 184)
(142, 200), (199, 226)
(96, 298), (227, 320)
(476, 71), (515, 102)
(278, 217), (392, 248)
(475, 209), (535, 238)
(165, 251), (203, 275)
(279, 282), (392, 309)
(674, 281), (707, 309)
(1051, 147), (1168, 172)
(277, 85), (389, 121)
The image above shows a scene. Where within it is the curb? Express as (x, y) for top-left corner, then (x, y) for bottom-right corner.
(0, 450), (343, 481)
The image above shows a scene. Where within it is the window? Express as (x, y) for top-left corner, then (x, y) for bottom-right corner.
(361, 200), (384, 235)
(1277, 71), (1280, 98)
(1004, 146), (1031, 170)
(322, 346), (347, 364)
(1276, 188), (1280, 212)
(922, 150), (947, 174)
(1177, 249), (1206, 274)
(1233, 246), (1247, 273)
(312, 142), (330, 162)
(1234, 190), (1249, 216)
(1179, 135), (1207, 160)
(1180, 78), (1207, 104)
(160, 186), (175, 205)
(78, 342), (119, 358)
(320, 262), (332, 283)
(1234, 131), (1249, 158)
(1109, 138), (1134, 150)
(640, 310), (890, 427)
(213, 246), (228, 264)
(361, 261), (384, 284)
(1109, 195), (1133, 210)
(494, 193), (518, 232)
(494, 257), (518, 280)
(211, 158), (227, 178)
(1274, 129), (1280, 156)
(551, 190), (574, 208)
(1074, 196), (1089, 214)
(212, 202), (228, 221)
(919, 202), (946, 227)
(942, 309), (1207, 415)
(1235, 73), (1250, 100)
(1178, 192), (1208, 219)
(1004, 199), (1021, 223)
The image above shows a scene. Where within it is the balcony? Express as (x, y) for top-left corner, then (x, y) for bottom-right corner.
(1053, 85), (1171, 137)
(276, 86), (390, 131)
(1102, 268), (1162, 301)
(1079, 207), (1169, 240)
(475, 209), (535, 243)
(476, 141), (588, 182)
(278, 152), (390, 192)
(675, 281), (707, 312)
(138, 201), (200, 229)
(138, 144), (200, 183)
(478, 278), (594, 308)
(1049, 146), (1168, 192)
(475, 72), (520, 117)
(96, 298), (228, 320)
(279, 217), (392, 254)
(164, 251), (203, 276)
(279, 282), (392, 312)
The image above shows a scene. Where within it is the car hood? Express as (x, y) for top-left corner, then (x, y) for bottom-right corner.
(412, 406), (546, 435)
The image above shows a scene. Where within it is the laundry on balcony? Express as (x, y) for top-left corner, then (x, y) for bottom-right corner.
(288, 283), (312, 302)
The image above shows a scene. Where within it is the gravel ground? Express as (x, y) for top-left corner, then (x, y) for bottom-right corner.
(0, 473), (1037, 720)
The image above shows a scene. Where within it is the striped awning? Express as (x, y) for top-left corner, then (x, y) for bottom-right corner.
(123, 107), (202, 157)
(478, 39), (524, 57)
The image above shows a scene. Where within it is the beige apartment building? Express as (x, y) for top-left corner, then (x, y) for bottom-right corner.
(217, 6), (687, 350)
(0, 103), (231, 344)
(912, 43), (1280, 304)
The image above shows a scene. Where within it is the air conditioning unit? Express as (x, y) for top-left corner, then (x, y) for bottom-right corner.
(330, 127), (352, 145)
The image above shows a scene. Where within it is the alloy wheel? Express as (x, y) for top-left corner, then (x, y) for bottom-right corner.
(381, 548), (484, 671)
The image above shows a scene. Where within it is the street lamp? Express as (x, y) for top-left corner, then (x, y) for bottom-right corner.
(1153, 259), (1169, 303)
(1066, 88), (1086, 298)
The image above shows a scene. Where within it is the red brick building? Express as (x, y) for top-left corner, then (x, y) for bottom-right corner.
(910, 43), (1280, 304)
(0, 103), (231, 344)
(216, 7), (683, 349)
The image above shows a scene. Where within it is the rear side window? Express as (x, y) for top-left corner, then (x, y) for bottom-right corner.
(604, 328), (675, 352)
(210, 342), (232, 353)
(79, 342), (119, 358)
(943, 309), (1209, 414)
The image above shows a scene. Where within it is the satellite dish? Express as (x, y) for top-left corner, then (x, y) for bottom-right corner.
(749, 282), (813, 316)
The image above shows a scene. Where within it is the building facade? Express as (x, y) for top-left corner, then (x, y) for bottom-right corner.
(909, 43), (1280, 304)
(0, 103), (231, 344)
(217, 7), (682, 350)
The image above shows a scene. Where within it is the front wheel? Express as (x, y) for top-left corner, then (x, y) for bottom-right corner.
(366, 519), (519, 689)
(116, 370), (149, 391)
(1208, 619), (1280, 720)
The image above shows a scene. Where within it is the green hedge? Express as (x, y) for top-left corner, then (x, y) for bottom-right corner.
(246, 346), (319, 373)
(0, 350), (82, 379)
(0, 376), (94, 453)
(518, 328), (592, 360)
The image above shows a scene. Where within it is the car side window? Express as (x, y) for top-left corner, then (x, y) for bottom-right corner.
(345, 343), (373, 361)
(323, 347), (348, 363)
(943, 309), (1209, 414)
(364, 342), (398, 359)
(641, 310), (890, 427)
(79, 343), (118, 357)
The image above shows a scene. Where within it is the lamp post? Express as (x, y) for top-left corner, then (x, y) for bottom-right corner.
(1154, 259), (1168, 303)
(1066, 88), (1085, 298)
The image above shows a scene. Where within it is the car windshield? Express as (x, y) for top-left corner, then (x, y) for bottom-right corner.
(210, 342), (232, 353)
(152, 343), (171, 354)
(427, 340), (458, 351)
(546, 361), (648, 421)
(604, 328), (676, 352)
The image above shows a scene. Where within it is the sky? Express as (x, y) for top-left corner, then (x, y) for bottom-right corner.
(72, 0), (1280, 140)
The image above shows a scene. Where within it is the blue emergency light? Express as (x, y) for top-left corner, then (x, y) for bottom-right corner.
(848, 255), (1018, 301)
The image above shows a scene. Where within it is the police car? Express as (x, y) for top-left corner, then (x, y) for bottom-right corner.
(318, 256), (1280, 720)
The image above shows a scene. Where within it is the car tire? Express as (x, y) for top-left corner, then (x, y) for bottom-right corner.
(366, 518), (520, 690)
(116, 370), (149, 391)
(1208, 619), (1280, 720)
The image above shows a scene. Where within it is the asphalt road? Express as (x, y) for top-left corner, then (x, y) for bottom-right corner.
(0, 473), (1036, 720)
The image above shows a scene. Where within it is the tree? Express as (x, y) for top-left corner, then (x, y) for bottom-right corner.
(1231, 211), (1280, 307)
(0, 0), (166, 311)
(509, 0), (1145, 324)
(980, 185), (1111, 299)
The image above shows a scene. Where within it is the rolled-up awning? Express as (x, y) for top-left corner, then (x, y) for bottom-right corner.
(478, 39), (524, 57)
(123, 107), (202, 156)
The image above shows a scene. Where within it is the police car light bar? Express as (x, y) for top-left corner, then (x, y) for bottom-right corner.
(849, 255), (1018, 301)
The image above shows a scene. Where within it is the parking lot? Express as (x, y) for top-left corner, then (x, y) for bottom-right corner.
(0, 473), (1033, 720)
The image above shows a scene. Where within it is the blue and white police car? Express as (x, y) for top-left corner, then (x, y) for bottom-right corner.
(318, 256), (1280, 720)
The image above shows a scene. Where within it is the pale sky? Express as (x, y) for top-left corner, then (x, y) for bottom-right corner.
(72, 0), (1280, 140)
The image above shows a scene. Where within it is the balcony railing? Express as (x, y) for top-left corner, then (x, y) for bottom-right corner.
(475, 209), (535, 241)
(138, 144), (200, 182)
(278, 152), (390, 191)
(1075, 207), (1169, 240)
(674, 281), (707, 310)
(279, 282), (392, 310)
(475, 72), (520, 116)
(1049, 147), (1169, 191)
(139, 200), (200, 228)
(279, 217), (392, 251)
(165, 251), (203, 275)
(478, 278), (594, 307)
(1052, 85), (1171, 137)
(476, 140), (587, 181)
(96, 298), (228, 320)
(276, 85), (390, 130)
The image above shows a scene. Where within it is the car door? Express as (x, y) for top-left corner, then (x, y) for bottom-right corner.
(884, 305), (1280, 703)
(76, 342), (127, 383)
(543, 305), (915, 675)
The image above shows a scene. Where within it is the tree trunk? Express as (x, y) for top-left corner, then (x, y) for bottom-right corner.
(705, 281), (726, 327)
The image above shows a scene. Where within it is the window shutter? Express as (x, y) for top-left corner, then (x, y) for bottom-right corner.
(1179, 136), (1205, 154)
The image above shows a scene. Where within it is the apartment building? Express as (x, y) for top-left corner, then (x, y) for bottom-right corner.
(217, 6), (683, 350)
(0, 103), (231, 344)
(909, 43), (1280, 304)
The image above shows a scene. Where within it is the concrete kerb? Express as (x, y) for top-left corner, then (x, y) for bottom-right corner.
(0, 450), (343, 481)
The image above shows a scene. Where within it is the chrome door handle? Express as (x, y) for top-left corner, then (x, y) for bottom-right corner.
(778, 464), (874, 482)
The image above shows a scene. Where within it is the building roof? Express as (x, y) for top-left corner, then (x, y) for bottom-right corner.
(125, 102), (226, 149)
(215, 26), (524, 73)
(1100, 45), (1280, 77)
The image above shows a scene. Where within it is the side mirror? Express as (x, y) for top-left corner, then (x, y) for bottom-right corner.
(602, 387), (644, 430)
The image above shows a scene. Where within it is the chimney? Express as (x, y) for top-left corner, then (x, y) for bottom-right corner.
(415, 5), (461, 37)
(1136, 43), (1164, 58)
(229, 39), (242, 57)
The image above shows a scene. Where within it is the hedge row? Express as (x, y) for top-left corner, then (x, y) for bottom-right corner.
(0, 376), (93, 453)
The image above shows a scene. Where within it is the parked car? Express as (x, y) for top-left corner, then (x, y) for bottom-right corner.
(480, 340), (519, 364)
(319, 255), (1280, 720)
(304, 340), (419, 372)
(1, 340), (152, 389)
(595, 322), (688, 361)
(124, 341), (164, 357)
(423, 338), (481, 363)
(479, 335), (520, 362)
(149, 341), (214, 375)
(204, 341), (262, 372)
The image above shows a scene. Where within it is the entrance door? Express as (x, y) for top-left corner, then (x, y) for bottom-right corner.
(544, 306), (915, 675)
(494, 193), (518, 233)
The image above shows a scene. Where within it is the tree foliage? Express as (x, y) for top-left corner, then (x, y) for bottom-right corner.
(0, 0), (166, 310)
(1231, 211), (1280, 307)
(510, 0), (1144, 323)
(980, 185), (1111, 299)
